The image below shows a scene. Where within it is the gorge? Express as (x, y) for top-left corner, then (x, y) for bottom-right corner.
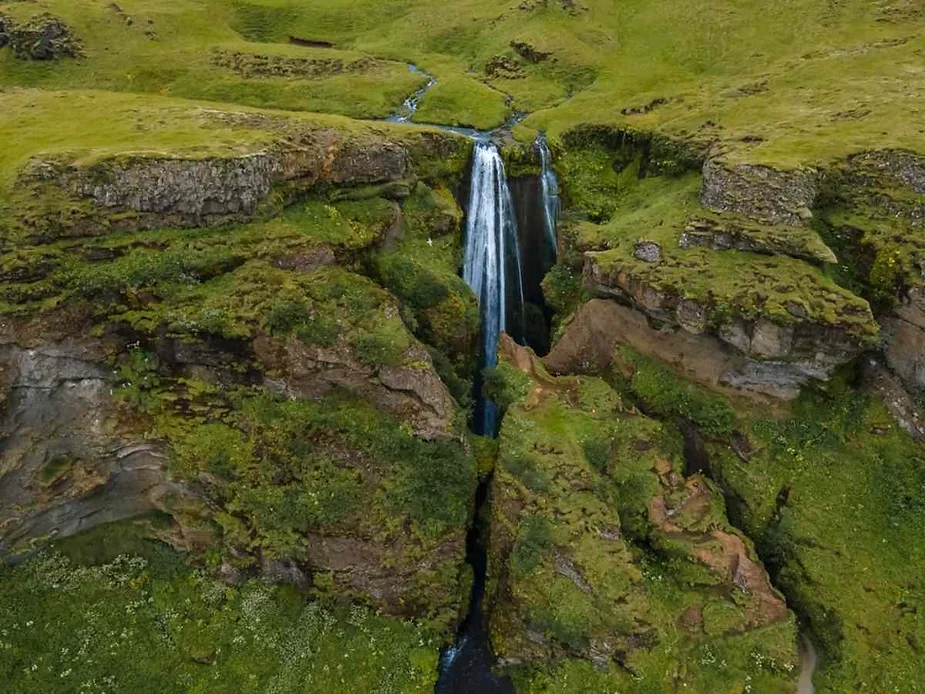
(1, 2), (924, 693)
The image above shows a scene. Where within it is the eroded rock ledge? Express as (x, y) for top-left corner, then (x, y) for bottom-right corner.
(0, 338), (199, 558)
(581, 258), (873, 397)
(13, 121), (470, 240)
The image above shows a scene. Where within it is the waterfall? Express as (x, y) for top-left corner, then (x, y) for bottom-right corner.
(536, 134), (559, 256)
(463, 141), (525, 435)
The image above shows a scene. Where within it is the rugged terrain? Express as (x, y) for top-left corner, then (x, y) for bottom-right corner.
(1, 1), (924, 692)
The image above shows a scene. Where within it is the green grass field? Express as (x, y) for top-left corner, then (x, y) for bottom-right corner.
(2, 0), (923, 161)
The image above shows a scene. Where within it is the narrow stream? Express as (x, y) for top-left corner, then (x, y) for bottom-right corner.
(386, 64), (437, 123)
(798, 634), (818, 694)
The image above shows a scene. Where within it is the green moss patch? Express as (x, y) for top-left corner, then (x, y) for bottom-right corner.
(0, 546), (439, 693)
(707, 380), (925, 693)
(489, 350), (799, 692)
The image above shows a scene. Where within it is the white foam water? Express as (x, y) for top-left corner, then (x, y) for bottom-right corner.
(462, 140), (525, 434)
(536, 134), (560, 256)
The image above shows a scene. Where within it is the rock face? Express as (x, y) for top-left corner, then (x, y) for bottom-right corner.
(212, 50), (387, 79)
(7, 14), (81, 60)
(632, 239), (661, 262)
(0, 338), (197, 558)
(882, 287), (925, 395)
(700, 158), (816, 226)
(15, 124), (467, 238)
(254, 333), (458, 441)
(679, 214), (837, 264)
(545, 298), (825, 399)
(583, 260), (870, 392)
(846, 149), (925, 196)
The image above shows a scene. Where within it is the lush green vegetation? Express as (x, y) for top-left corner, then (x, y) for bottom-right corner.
(2, 1), (925, 691)
(708, 380), (925, 694)
(613, 347), (738, 438)
(3, 0), (922, 162)
(490, 354), (799, 693)
(0, 534), (440, 693)
(160, 387), (474, 555)
(552, 136), (879, 340)
(608, 351), (925, 693)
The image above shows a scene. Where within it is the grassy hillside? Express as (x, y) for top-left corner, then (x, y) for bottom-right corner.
(3, 0), (922, 159)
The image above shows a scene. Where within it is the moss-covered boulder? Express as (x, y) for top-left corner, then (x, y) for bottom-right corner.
(7, 14), (81, 61)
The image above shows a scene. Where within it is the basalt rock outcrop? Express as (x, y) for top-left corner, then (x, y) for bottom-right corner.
(254, 331), (459, 441)
(679, 213), (837, 264)
(212, 49), (388, 79)
(0, 15), (10, 49)
(546, 298), (826, 399)
(7, 14), (81, 60)
(582, 259), (873, 396)
(882, 287), (925, 393)
(0, 335), (201, 558)
(700, 158), (816, 226)
(13, 122), (470, 239)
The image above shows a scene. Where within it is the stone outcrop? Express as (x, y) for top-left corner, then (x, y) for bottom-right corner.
(845, 149), (925, 195)
(632, 239), (661, 262)
(680, 214), (837, 264)
(862, 356), (925, 440)
(882, 286), (925, 395)
(833, 149), (925, 229)
(254, 332), (457, 440)
(700, 158), (817, 226)
(0, 338), (199, 558)
(212, 50), (387, 79)
(15, 122), (469, 238)
(583, 260), (871, 392)
(7, 14), (81, 60)
(545, 298), (829, 399)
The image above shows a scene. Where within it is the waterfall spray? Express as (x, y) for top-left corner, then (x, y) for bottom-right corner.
(463, 140), (525, 435)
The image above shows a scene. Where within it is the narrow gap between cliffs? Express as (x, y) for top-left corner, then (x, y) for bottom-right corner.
(675, 416), (819, 693)
(435, 135), (558, 693)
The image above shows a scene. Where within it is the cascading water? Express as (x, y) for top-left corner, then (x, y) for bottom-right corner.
(536, 134), (560, 257)
(463, 140), (525, 436)
(435, 139), (525, 694)
(386, 64), (437, 123)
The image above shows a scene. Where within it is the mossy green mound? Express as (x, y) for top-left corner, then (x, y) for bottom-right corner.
(488, 340), (799, 693)
(612, 352), (925, 693)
